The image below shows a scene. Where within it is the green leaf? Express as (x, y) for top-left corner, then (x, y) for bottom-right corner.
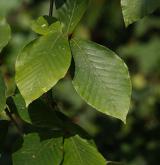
(63, 135), (106, 165)
(16, 32), (71, 106)
(11, 95), (62, 130)
(70, 38), (131, 122)
(55, 0), (89, 34)
(0, 17), (11, 52)
(13, 134), (63, 165)
(28, 100), (62, 130)
(31, 16), (62, 35)
(121, 0), (160, 26)
(0, 73), (6, 113)
(12, 94), (31, 123)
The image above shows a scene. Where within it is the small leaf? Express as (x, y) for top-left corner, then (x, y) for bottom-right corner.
(12, 94), (31, 123)
(0, 17), (11, 52)
(11, 96), (62, 131)
(13, 134), (63, 165)
(70, 38), (131, 122)
(16, 32), (71, 106)
(31, 16), (62, 35)
(63, 135), (106, 165)
(121, 0), (160, 26)
(0, 73), (6, 113)
(55, 0), (89, 34)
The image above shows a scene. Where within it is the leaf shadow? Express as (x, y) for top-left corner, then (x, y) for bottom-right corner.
(55, 0), (66, 9)
(5, 97), (92, 165)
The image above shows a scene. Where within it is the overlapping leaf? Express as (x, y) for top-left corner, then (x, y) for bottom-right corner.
(121, 0), (160, 26)
(13, 134), (63, 165)
(31, 16), (62, 35)
(63, 135), (106, 165)
(12, 94), (31, 123)
(55, 0), (89, 34)
(70, 38), (131, 122)
(11, 96), (62, 130)
(0, 17), (11, 52)
(16, 32), (71, 106)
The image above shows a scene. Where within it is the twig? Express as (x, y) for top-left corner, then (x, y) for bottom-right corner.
(5, 107), (23, 135)
(49, 0), (54, 16)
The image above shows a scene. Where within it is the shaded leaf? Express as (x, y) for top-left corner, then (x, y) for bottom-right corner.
(16, 32), (71, 106)
(31, 16), (62, 35)
(13, 134), (63, 165)
(55, 0), (89, 34)
(12, 94), (31, 123)
(63, 135), (106, 165)
(0, 17), (11, 52)
(28, 100), (62, 130)
(70, 38), (131, 122)
(121, 0), (160, 26)
(0, 73), (6, 113)
(12, 94), (63, 131)
(0, 120), (9, 152)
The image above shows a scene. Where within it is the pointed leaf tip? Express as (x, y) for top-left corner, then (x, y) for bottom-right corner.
(70, 38), (131, 122)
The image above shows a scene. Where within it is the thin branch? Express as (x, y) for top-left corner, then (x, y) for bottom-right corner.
(49, 0), (54, 16)
(5, 107), (23, 135)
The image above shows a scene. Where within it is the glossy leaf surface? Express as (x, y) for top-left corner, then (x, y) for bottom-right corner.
(13, 134), (63, 165)
(63, 135), (106, 165)
(55, 0), (89, 34)
(71, 38), (131, 122)
(31, 16), (62, 35)
(121, 0), (160, 26)
(16, 32), (71, 106)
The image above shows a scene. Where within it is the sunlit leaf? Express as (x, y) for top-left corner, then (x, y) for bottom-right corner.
(31, 16), (62, 35)
(71, 38), (131, 122)
(55, 0), (89, 34)
(63, 135), (106, 165)
(121, 0), (160, 26)
(16, 32), (71, 106)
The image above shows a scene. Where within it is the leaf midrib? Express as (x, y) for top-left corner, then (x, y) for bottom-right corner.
(72, 39), (117, 111)
(67, 0), (77, 33)
(71, 137), (84, 165)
